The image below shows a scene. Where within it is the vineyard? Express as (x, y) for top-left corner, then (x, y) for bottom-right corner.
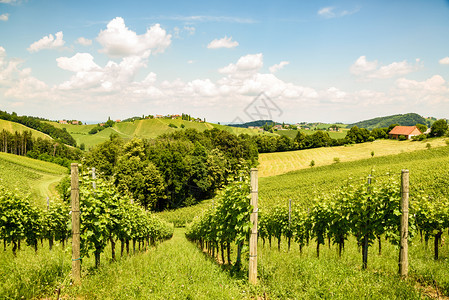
(0, 169), (173, 299)
(1, 145), (449, 298)
(0, 152), (67, 204)
(183, 146), (449, 297)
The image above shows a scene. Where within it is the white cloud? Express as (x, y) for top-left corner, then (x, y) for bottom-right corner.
(27, 31), (66, 53)
(439, 57), (449, 65)
(97, 17), (171, 58)
(57, 51), (148, 92)
(318, 6), (359, 18)
(56, 53), (100, 72)
(350, 56), (419, 79)
(269, 61), (289, 73)
(0, 13), (9, 21)
(0, 0), (18, 3)
(187, 60), (194, 64)
(219, 53), (263, 78)
(76, 37), (92, 46)
(207, 36), (239, 49)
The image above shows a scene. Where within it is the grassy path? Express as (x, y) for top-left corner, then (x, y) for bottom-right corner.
(65, 228), (247, 299)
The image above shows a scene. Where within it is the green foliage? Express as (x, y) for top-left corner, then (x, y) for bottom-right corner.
(349, 113), (427, 130)
(79, 172), (173, 267)
(430, 119), (448, 137)
(185, 176), (253, 266)
(309, 160), (315, 167)
(168, 123), (178, 128)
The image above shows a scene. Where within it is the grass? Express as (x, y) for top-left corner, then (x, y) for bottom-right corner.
(0, 152), (67, 207)
(0, 119), (53, 141)
(4, 228), (445, 299)
(156, 199), (213, 227)
(256, 234), (447, 299)
(46, 119), (267, 149)
(258, 137), (449, 177)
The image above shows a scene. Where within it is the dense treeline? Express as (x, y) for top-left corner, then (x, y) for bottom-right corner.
(0, 110), (76, 146)
(252, 125), (388, 153)
(0, 129), (82, 167)
(252, 121), (448, 153)
(83, 128), (258, 211)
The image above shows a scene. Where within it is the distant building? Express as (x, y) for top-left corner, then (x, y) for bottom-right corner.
(71, 120), (80, 125)
(116, 119), (121, 123)
(59, 120), (68, 124)
(389, 126), (422, 140)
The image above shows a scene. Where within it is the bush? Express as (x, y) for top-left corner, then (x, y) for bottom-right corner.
(398, 135), (407, 141)
(168, 123), (178, 128)
(412, 134), (427, 141)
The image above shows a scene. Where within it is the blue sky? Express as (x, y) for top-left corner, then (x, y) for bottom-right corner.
(1, 0), (449, 123)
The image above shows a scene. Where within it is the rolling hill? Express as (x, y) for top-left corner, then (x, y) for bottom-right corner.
(0, 152), (67, 207)
(348, 113), (428, 129)
(46, 118), (271, 149)
(0, 119), (53, 141)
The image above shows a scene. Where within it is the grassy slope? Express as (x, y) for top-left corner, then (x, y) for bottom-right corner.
(259, 137), (448, 177)
(47, 119), (266, 149)
(0, 152), (67, 206)
(0, 119), (52, 140)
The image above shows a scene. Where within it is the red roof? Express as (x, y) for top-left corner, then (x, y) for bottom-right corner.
(389, 126), (421, 135)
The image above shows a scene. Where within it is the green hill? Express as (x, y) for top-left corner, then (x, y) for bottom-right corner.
(0, 119), (53, 141)
(47, 119), (267, 149)
(348, 113), (428, 129)
(0, 152), (67, 206)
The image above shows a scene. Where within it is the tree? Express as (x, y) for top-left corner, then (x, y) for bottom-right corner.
(430, 119), (448, 137)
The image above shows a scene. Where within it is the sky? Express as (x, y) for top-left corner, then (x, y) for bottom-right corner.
(1, 0), (449, 124)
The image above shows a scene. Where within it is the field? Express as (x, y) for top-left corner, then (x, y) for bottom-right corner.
(0, 119), (53, 141)
(2, 136), (449, 299)
(258, 137), (449, 177)
(0, 152), (67, 206)
(47, 119), (268, 149)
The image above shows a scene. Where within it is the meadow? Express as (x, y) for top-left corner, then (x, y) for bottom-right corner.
(258, 137), (449, 177)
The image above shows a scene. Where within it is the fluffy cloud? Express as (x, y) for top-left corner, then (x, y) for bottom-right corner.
(97, 17), (171, 58)
(0, 13), (8, 21)
(76, 37), (92, 46)
(439, 57), (449, 65)
(27, 31), (65, 53)
(56, 53), (100, 72)
(350, 56), (419, 79)
(269, 61), (289, 73)
(207, 36), (239, 49)
(57, 52), (148, 92)
(219, 53), (263, 78)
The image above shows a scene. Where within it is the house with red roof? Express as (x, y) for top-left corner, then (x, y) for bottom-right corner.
(388, 126), (422, 140)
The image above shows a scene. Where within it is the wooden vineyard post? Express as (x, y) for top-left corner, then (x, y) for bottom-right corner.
(399, 169), (409, 278)
(249, 168), (258, 285)
(71, 163), (81, 285)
